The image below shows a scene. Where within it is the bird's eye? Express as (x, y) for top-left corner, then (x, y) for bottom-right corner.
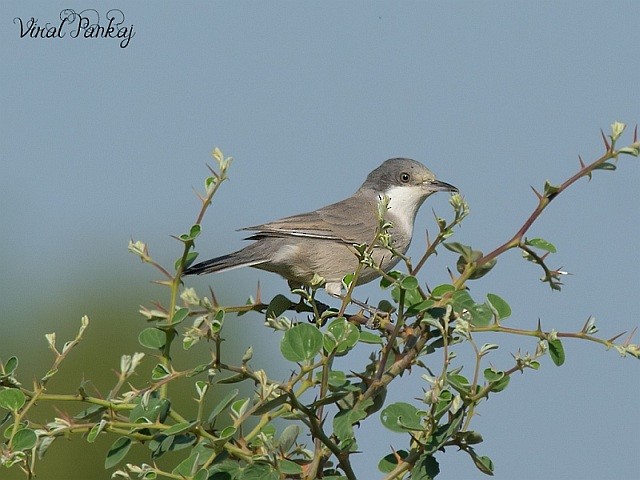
(400, 172), (411, 183)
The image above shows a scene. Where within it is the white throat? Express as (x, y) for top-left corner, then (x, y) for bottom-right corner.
(384, 185), (426, 238)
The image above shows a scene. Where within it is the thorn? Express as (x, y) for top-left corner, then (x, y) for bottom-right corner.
(425, 229), (431, 247)
(623, 327), (637, 347)
(536, 318), (542, 332)
(634, 125), (638, 143)
(209, 286), (219, 308)
(205, 163), (220, 179)
(607, 331), (627, 343)
(578, 155), (586, 169)
(530, 186), (542, 200)
(255, 281), (262, 304)
(540, 252), (550, 261)
(600, 129), (611, 151)
(151, 301), (168, 313)
(447, 267), (455, 282)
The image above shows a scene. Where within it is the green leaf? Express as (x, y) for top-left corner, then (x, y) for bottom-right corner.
(207, 389), (239, 424)
(278, 424), (300, 452)
(333, 403), (369, 445)
(451, 291), (492, 326)
(468, 448), (494, 475)
(152, 363), (171, 380)
(230, 398), (250, 419)
(170, 308), (189, 326)
(443, 242), (473, 259)
(543, 180), (561, 199)
(179, 224), (201, 242)
(491, 374), (510, 393)
(219, 426), (236, 439)
(358, 331), (383, 344)
(486, 293), (511, 320)
(400, 275), (419, 290)
(193, 469), (209, 480)
(251, 394), (288, 415)
(163, 421), (196, 436)
(175, 251), (199, 270)
(241, 463), (279, 480)
(280, 323), (323, 362)
(138, 328), (167, 350)
(526, 237), (557, 253)
(172, 452), (200, 477)
(380, 402), (423, 433)
(431, 284), (455, 298)
(447, 373), (471, 393)
(548, 338), (565, 366)
(279, 459), (303, 475)
(379, 270), (402, 289)
(323, 317), (359, 354)
(12, 428), (37, 450)
(0, 388), (25, 411)
(483, 368), (504, 382)
(266, 294), (293, 319)
(3, 356), (18, 375)
(129, 396), (170, 423)
(87, 421), (106, 443)
(411, 454), (440, 480)
(593, 162), (617, 171)
(104, 437), (132, 469)
(378, 450), (409, 473)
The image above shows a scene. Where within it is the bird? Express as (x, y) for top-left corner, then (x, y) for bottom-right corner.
(183, 158), (457, 297)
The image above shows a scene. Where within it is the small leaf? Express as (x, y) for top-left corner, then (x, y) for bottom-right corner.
(548, 338), (565, 366)
(266, 294), (293, 319)
(105, 437), (132, 469)
(279, 459), (303, 475)
(543, 180), (561, 199)
(278, 424), (300, 452)
(12, 428), (37, 450)
(242, 463), (279, 480)
(431, 284), (455, 298)
(380, 402), (423, 432)
(219, 425), (236, 439)
(411, 454), (440, 480)
(443, 242), (473, 259)
(163, 421), (196, 436)
(400, 275), (419, 290)
(468, 448), (494, 475)
(207, 389), (239, 424)
(593, 162), (617, 171)
(0, 388), (25, 411)
(486, 294), (512, 320)
(152, 364), (171, 380)
(358, 331), (383, 344)
(323, 317), (359, 354)
(378, 450), (409, 473)
(138, 328), (167, 350)
(280, 323), (323, 362)
(175, 251), (199, 270)
(483, 368), (504, 382)
(526, 237), (557, 253)
(252, 394), (289, 415)
(87, 420), (107, 443)
(230, 398), (250, 419)
(3, 356), (18, 375)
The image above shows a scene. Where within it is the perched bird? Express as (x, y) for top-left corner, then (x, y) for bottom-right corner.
(183, 158), (457, 297)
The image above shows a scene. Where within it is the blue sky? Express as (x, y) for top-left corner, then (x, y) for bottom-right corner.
(2, 2), (638, 479)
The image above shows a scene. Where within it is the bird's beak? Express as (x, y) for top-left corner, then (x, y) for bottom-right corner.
(427, 179), (458, 193)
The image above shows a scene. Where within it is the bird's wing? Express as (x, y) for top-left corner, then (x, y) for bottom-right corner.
(241, 195), (378, 244)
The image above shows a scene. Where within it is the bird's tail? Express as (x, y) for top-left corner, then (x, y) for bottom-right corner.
(182, 248), (267, 276)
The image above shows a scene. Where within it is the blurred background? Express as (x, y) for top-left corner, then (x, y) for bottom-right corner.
(1, 2), (638, 479)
